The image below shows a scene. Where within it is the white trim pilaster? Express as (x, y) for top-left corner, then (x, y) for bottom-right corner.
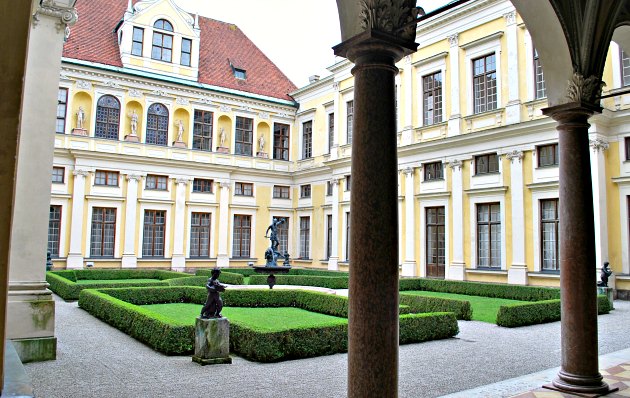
(402, 167), (416, 276)
(506, 150), (528, 284)
(171, 177), (189, 271)
(122, 173), (141, 268)
(590, 138), (610, 278)
(504, 11), (521, 125)
(328, 178), (341, 270)
(447, 33), (461, 136)
(216, 181), (231, 267)
(66, 169), (89, 269)
(448, 160), (465, 280)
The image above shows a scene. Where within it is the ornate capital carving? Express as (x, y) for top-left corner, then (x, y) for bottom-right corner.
(447, 33), (459, 47)
(402, 166), (414, 176)
(219, 104), (231, 113)
(76, 80), (92, 90)
(73, 169), (90, 177)
(128, 89), (142, 98)
(176, 97), (190, 106)
(359, 0), (425, 41)
(333, 82), (340, 92)
(503, 11), (516, 26)
(330, 178), (339, 186)
(505, 150), (523, 163)
(175, 178), (190, 185)
(219, 181), (231, 189)
(566, 72), (606, 104)
(448, 159), (463, 171)
(33, 0), (78, 41)
(151, 89), (169, 97)
(589, 138), (609, 152)
(258, 112), (270, 120)
(125, 174), (142, 182)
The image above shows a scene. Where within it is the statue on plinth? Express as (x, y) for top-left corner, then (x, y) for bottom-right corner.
(200, 268), (227, 318)
(76, 106), (85, 129)
(264, 218), (286, 266)
(598, 262), (613, 287)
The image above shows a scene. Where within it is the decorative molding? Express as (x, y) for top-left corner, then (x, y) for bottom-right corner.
(76, 80), (92, 90)
(125, 174), (142, 182)
(150, 89), (169, 97)
(589, 138), (609, 152)
(102, 80), (122, 89)
(566, 72), (605, 104)
(359, 0), (425, 41)
(333, 82), (340, 92)
(447, 33), (459, 47)
(32, 0), (78, 41)
(176, 97), (190, 106)
(258, 112), (270, 120)
(276, 112), (290, 119)
(175, 178), (190, 185)
(219, 104), (231, 113)
(240, 104), (253, 113)
(128, 89), (142, 98)
(330, 179), (339, 186)
(219, 181), (231, 189)
(198, 95), (213, 105)
(503, 11), (516, 26)
(505, 149), (523, 163)
(403, 166), (414, 176)
(448, 159), (463, 171)
(73, 169), (90, 177)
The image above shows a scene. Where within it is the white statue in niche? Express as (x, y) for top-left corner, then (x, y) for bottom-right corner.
(76, 106), (85, 129)
(176, 120), (185, 142)
(128, 110), (138, 135)
(219, 127), (226, 147)
(258, 134), (265, 152)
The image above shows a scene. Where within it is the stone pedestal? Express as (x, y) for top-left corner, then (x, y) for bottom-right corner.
(124, 134), (140, 142)
(192, 317), (232, 365)
(597, 286), (614, 309)
(508, 265), (528, 285)
(71, 128), (87, 136)
(256, 152), (268, 158)
(172, 140), (186, 148)
(216, 146), (229, 154)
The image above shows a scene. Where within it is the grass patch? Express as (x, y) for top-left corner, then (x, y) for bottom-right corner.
(401, 290), (528, 323)
(141, 303), (347, 332)
(76, 279), (162, 285)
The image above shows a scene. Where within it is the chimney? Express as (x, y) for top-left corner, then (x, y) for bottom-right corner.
(308, 75), (320, 84)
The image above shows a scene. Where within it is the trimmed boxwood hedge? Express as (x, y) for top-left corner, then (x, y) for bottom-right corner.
(78, 286), (458, 361)
(248, 274), (349, 289)
(193, 270), (245, 285)
(73, 269), (186, 280)
(195, 267), (349, 278)
(496, 295), (612, 327)
(399, 278), (560, 301)
(399, 294), (472, 320)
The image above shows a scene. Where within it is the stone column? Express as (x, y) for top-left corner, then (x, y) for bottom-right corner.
(66, 169), (89, 269)
(334, 28), (417, 398)
(542, 102), (609, 395)
(589, 138), (609, 280)
(216, 181), (230, 268)
(402, 167), (416, 276)
(447, 34), (461, 136)
(504, 11), (521, 125)
(122, 174), (141, 268)
(506, 150), (528, 284)
(171, 178), (189, 271)
(448, 160), (465, 280)
(328, 178), (340, 271)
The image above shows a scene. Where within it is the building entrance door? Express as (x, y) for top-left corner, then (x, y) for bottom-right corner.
(426, 206), (445, 278)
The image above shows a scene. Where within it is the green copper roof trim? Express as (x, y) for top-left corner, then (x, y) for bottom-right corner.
(61, 57), (298, 108)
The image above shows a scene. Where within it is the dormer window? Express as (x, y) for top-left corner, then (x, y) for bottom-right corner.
(132, 27), (143, 56)
(152, 19), (173, 62)
(234, 68), (246, 79)
(181, 38), (192, 66)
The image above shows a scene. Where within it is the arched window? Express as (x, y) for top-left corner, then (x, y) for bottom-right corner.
(146, 103), (169, 146)
(95, 95), (120, 140)
(152, 19), (173, 62)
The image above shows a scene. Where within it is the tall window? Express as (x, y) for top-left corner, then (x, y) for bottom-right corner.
(328, 113), (334, 153)
(625, 137), (630, 161)
(48, 205), (62, 258)
(232, 214), (251, 258)
(302, 120), (313, 159)
(541, 199), (559, 271)
(132, 27), (144, 56)
(538, 143), (559, 167)
(273, 123), (289, 160)
(234, 182), (253, 196)
(326, 214), (332, 259)
(424, 162), (443, 181)
(235, 116), (253, 156)
(346, 100), (354, 144)
(275, 216), (289, 254)
(622, 49), (630, 87)
(300, 184), (311, 198)
(345, 175), (351, 191)
(94, 170), (119, 186)
(146, 103), (169, 146)
(56, 88), (68, 134)
(192, 178), (213, 193)
(151, 19), (173, 62)
(426, 207), (446, 278)
(52, 167), (65, 184)
(326, 181), (333, 196)
(190, 212), (211, 257)
(142, 210), (165, 257)
(193, 110), (213, 151)
(345, 212), (351, 261)
(474, 153), (499, 175)
(477, 203), (501, 268)
(146, 174), (168, 190)
(299, 216), (310, 259)
(95, 95), (121, 140)
(533, 48), (546, 99)
(423, 71), (443, 125)
(90, 207), (116, 257)
(273, 185), (290, 199)
(473, 53), (497, 113)
(181, 38), (192, 67)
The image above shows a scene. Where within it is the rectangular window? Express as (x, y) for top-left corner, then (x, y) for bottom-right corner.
(534, 48), (546, 99)
(90, 207), (116, 257)
(345, 175), (351, 191)
(273, 123), (290, 160)
(625, 137), (630, 161)
(235, 116), (253, 156)
(328, 113), (334, 153)
(142, 210), (165, 257)
(423, 72), (443, 125)
(302, 120), (313, 159)
(146, 175), (168, 190)
(299, 216), (310, 259)
(345, 212), (351, 261)
(190, 212), (211, 258)
(326, 214), (333, 259)
(474, 153), (499, 175)
(132, 27), (144, 56)
(424, 162), (443, 181)
(541, 199), (559, 271)
(181, 38), (192, 67)
(273, 185), (290, 199)
(426, 207), (446, 278)
(477, 203), (501, 268)
(52, 167), (65, 184)
(538, 143), (559, 167)
(234, 68), (247, 79)
(326, 181), (333, 196)
(232, 214), (251, 258)
(94, 170), (119, 186)
(346, 100), (354, 145)
(300, 184), (311, 198)
(193, 110), (213, 151)
(622, 49), (630, 87)
(192, 178), (213, 193)
(56, 88), (68, 134)
(151, 31), (172, 62)
(275, 216), (289, 255)
(48, 205), (62, 258)
(234, 182), (253, 197)
(473, 53), (497, 113)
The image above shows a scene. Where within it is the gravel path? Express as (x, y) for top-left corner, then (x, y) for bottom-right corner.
(24, 296), (630, 398)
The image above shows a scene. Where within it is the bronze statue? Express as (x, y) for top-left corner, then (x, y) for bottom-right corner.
(264, 218), (285, 266)
(597, 262), (613, 287)
(200, 268), (227, 319)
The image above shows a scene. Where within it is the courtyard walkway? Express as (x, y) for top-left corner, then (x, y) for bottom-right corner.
(24, 294), (630, 398)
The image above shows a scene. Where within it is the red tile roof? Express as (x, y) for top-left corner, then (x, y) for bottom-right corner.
(63, 0), (297, 102)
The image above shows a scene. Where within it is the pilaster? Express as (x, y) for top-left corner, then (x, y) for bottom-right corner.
(330, 82), (340, 160)
(216, 181), (231, 268)
(66, 169), (89, 269)
(402, 167), (416, 276)
(506, 150), (528, 285)
(589, 138), (609, 280)
(122, 173), (141, 268)
(504, 11), (521, 124)
(328, 178), (341, 271)
(447, 34), (461, 136)
(448, 159), (465, 280)
(171, 178), (189, 271)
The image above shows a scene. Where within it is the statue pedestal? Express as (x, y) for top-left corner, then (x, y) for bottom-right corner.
(192, 317), (232, 365)
(124, 134), (140, 142)
(172, 140), (186, 148)
(216, 146), (229, 154)
(597, 286), (614, 309)
(71, 128), (88, 136)
(256, 152), (268, 158)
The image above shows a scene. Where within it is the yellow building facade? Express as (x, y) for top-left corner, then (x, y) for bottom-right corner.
(51, 0), (630, 298)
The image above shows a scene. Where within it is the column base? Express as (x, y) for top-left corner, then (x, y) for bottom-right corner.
(447, 262), (466, 280)
(11, 337), (57, 363)
(171, 254), (186, 271)
(121, 255), (137, 268)
(448, 116), (461, 136)
(401, 261), (416, 277)
(549, 370), (611, 395)
(65, 254), (84, 269)
(508, 264), (528, 285)
(328, 257), (339, 271)
(216, 255), (230, 268)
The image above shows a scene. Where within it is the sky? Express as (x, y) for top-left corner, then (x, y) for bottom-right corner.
(175, 0), (453, 88)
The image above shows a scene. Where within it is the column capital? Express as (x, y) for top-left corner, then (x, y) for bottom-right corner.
(448, 159), (463, 171)
(505, 149), (524, 163)
(333, 29), (418, 65)
(219, 181), (230, 189)
(589, 138), (609, 152)
(72, 168), (90, 177)
(174, 177), (191, 185)
(33, 0), (79, 40)
(402, 166), (414, 176)
(447, 33), (459, 47)
(125, 173), (143, 182)
(330, 178), (340, 186)
(503, 11), (517, 26)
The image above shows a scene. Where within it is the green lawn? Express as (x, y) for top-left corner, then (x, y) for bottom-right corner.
(140, 303), (348, 332)
(75, 279), (162, 284)
(400, 290), (528, 323)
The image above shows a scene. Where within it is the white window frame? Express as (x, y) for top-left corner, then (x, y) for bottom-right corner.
(186, 205), (217, 258)
(415, 53), (447, 127)
(86, 199), (123, 259)
(469, 193), (506, 270)
(229, 208), (256, 259)
(530, 189), (560, 272)
(92, 89), (125, 141)
(49, 198), (69, 258)
(419, 198), (450, 278)
(138, 203), (171, 259)
(463, 33), (503, 116)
